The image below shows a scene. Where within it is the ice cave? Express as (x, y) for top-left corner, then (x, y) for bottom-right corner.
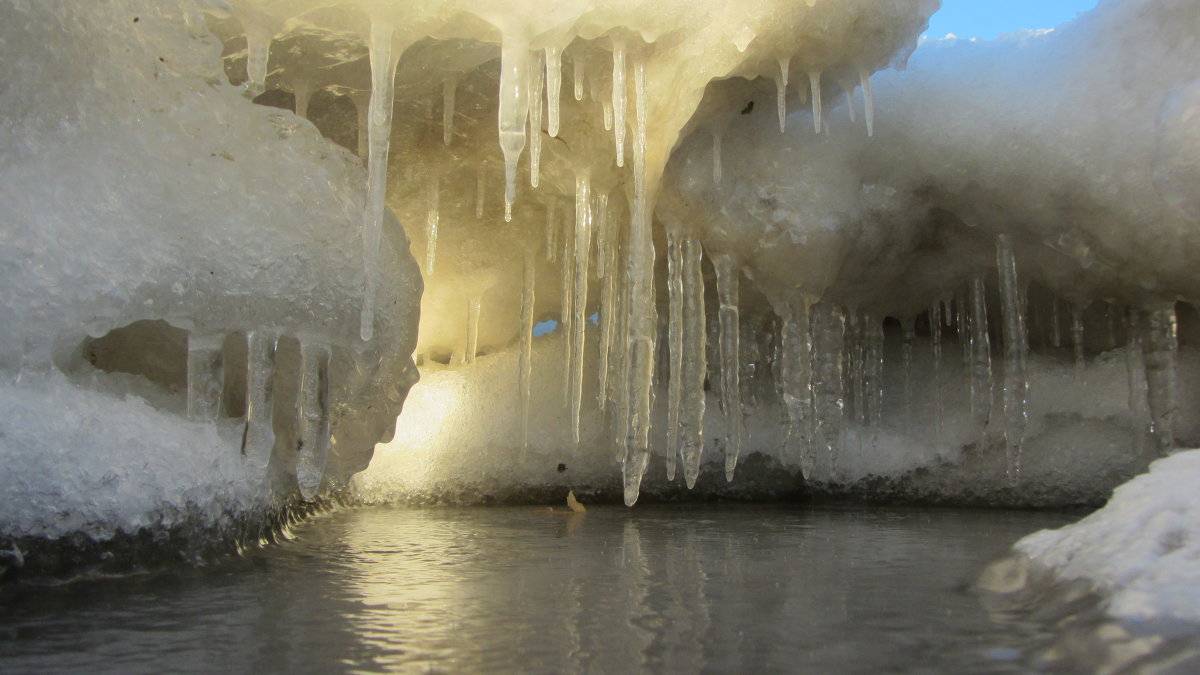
(2, 0), (1200, 670)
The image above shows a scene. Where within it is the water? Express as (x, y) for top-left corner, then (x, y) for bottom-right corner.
(0, 504), (1080, 673)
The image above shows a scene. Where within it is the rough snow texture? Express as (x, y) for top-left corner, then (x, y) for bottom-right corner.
(0, 0), (419, 545)
(1014, 449), (1200, 624)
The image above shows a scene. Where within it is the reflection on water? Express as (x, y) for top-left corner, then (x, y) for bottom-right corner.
(0, 504), (1079, 673)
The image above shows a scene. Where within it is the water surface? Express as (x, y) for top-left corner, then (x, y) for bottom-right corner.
(0, 504), (1079, 673)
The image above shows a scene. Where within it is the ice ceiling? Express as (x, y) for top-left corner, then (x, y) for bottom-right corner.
(1, 0), (1199, 544)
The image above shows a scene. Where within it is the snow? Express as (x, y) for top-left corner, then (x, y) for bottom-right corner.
(1014, 449), (1200, 624)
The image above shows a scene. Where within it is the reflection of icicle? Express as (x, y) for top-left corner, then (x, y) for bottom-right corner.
(666, 227), (684, 481)
(442, 75), (457, 146)
(808, 70), (822, 133)
(776, 57), (789, 133)
(712, 131), (722, 184)
(545, 46), (562, 137)
(611, 40), (627, 168)
(680, 235), (707, 488)
(295, 343), (331, 500)
(528, 54), (544, 188)
(969, 277), (993, 434)
(243, 331), (276, 465)
(520, 250), (535, 451)
(1142, 306), (1178, 456)
(466, 297), (481, 365)
(569, 171), (593, 444)
(498, 37), (531, 222)
(187, 334), (224, 420)
(858, 69), (874, 137)
(573, 53), (586, 101)
(425, 178), (439, 276)
(359, 20), (399, 342)
(713, 254), (743, 481)
(996, 234), (1028, 483)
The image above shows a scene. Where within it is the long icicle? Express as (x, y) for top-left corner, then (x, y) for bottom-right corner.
(498, 36), (531, 222)
(359, 19), (399, 341)
(569, 170), (593, 444)
(519, 249), (535, 452)
(680, 234), (707, 488)
(598, 209), (618, 411)
(969, 277), (993, 435)
(425, 177), (439, 276)
(442, 75), (457, 146)
(560, 201), (575, 401)
(611, 38), (627, 168)
(622, 59), (656, 505)
(528, 53), (544, 188)
(776, 57), (790, 133)
(665, 225), (685, 481)
(713, 253), (743, 481)
(808, 70), (822, 134)
(996, 234), (1028, 483)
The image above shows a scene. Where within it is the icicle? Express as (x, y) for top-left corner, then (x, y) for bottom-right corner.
(996, 234), (1028, 483)
(1141, 306), (1178, 456)
(680, 235), (707, 488)
(442, 75), (458, 146)
(569, 170), (593, 444)
(1071, 303), (1087, 377)
(519, 249), (535, 451)
(1125, 308), (1148, 459)
(866, 317), (884, 428)
(1050, 297), (1063, 348)
(244, 27), (272, 94)
(295, 342), (331, 500)
(712, 131), (722, 184)
(498, 36), (531, 222)
(545, 46), (562, 137)
(595, 193), (610, 279)
(931, 302), (943, 441)
(901, 318), (915, 417)
(545, 198), (558, 262)
(358, 20), (399, 342)
(969, 277), (993, 433)
(603, 100), (613, 131)
(598, 227), (618, 411)
(611, 39), (627, 168)
(573, 53), (586, 101)
(846, 313), (864, 426)
(560, 203), (575, 401)
(713, 254), (743, 481)
(846, 83), (857, 123)
(353, 93), (370, 160)
(528, 54), (544, 188)
(242, 331), (276, 464)
(666, 226), (684, 481)
(811, 303), (846, 477)
(621, 60), (657, 506)
(466, 297), (481, 365)
(778, 297), (812, 456)
(808, 70), (822, 134)
(858, 68), (874, 137)
(187, 334), (224, 420)
(425, 177), (439, 276)
(293, 80), (313, 119)
(475, 164), (486, 219)
(776, 57), (790, 133)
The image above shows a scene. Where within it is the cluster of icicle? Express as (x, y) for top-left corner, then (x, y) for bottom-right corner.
(187, 332), (332, 500)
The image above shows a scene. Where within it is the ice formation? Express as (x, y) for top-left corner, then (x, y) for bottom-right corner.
(3, 0), (1200, 619)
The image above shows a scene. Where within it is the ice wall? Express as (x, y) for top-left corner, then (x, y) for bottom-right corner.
(0, 0), (420, 552)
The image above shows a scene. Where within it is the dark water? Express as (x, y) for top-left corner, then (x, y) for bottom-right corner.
(0, 504), (1080, 673)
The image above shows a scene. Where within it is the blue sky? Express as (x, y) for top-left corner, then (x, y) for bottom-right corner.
(924, 0), (1098, 40)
